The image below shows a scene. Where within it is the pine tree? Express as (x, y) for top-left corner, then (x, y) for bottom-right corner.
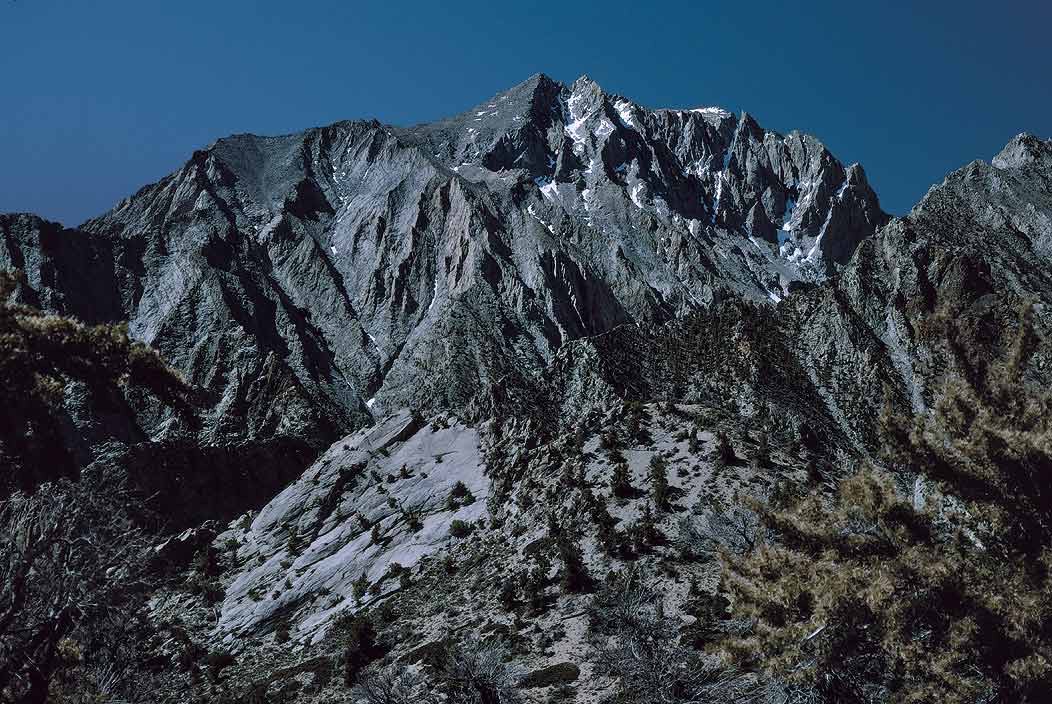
(750, 431), (770, 470)
(610, 460), (634, 499)
(712, 431), (735, 470)
(287, 525), (303, 555)
(636, 501), (661, 551)
(498, 577), (518, 613)
(688, 425), (701, 454)
(575, 461), (588, 488)
(352, 574), (369, 602)
(649, 455), (670, 510)
(624, 401), (649, 443)
(556, 532), (591, 593)
(524, 565), (547, 614)
(560, 460), (578, 487)
(585, 487), (620, 556)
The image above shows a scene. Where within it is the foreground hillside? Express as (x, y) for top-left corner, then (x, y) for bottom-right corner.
(131, 402), (798, 703)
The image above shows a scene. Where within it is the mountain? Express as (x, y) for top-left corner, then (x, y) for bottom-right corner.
(2, 74), (1051, 703)
(183, 129), (1052, 702)
(1, 74), (887, 464)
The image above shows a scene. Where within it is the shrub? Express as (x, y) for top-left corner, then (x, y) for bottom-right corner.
(519, 662), (580, 688)
(429, 636), (524, 704)
(352, 662), (438, 704)
(0, 477), (160, 702)
(722, 304), (1052, 702)
(590, 566), (757, 703)
(205, 650), (236, 682)
(0, 270), (195, 490)
(449, 519), (473, 539)
(342, 616), (386, 686)
(675, 502), (759, 561)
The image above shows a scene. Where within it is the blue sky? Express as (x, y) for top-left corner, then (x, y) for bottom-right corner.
(1, 0), (1048, 225)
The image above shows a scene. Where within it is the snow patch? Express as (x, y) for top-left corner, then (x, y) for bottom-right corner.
(629, 182), (647, 208)
(808, 209), (834, 262)
(781, 198), (797, 231)
(540, 180), (559, 203)
(614, 99), (637, 129)
(427, 276), (439, 313)
(527, 204), (555, 234)
(566, 117), (590, 155)
(710, 174), (725, 223)
(690, 106), (733, 118)
(653, 196), (670, 218)
(594, 118), (616, 141)
(563, 87), (604, 156)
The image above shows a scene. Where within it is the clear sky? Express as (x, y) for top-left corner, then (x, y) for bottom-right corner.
(1, 0), (1049, 226)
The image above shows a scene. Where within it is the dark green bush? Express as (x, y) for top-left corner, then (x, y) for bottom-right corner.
(520, 661), (580, 688)
(449, 519), (473, 538)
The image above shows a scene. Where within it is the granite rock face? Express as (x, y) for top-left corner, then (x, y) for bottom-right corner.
(543, 133), (1052, 452)
(212, 409), (490, 644)
(0, 74), (890, 458)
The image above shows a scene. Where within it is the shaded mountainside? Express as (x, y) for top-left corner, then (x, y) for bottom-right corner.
(549, 133), (1052, 451)
(2, 74), (889, 464)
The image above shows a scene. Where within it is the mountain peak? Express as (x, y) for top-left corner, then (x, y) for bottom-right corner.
(509, 72), (563, 95)
(992, 133), (1052, 170)
(571, 73), (601, 89)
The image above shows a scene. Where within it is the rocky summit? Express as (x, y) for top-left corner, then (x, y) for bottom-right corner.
(1, 75), (1051, 704)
